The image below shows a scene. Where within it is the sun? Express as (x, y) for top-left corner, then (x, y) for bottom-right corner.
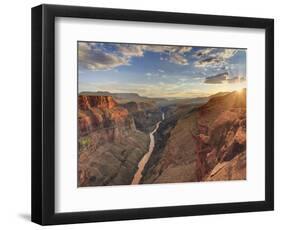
(237, 88), (244, 95)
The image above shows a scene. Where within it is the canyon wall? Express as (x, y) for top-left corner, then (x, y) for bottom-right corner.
(141, 90), (246, 184)
(121, 101), (162, 133)
(78, 95), (150, 186)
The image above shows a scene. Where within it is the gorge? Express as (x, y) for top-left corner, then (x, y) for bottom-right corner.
(131, 112), (165, 185)
(78, 93), (162, 186)
(78, 89), (246, 187)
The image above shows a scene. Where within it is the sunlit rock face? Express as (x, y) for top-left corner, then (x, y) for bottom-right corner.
(78, 95), (133, 137)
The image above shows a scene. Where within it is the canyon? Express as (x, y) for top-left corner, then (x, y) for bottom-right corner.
(78, 89), (246, 187)
(141, 89), (246, 184)
(78, 94), (162, 186)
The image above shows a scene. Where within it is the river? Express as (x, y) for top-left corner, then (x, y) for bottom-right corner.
(131, 112), (165, 185)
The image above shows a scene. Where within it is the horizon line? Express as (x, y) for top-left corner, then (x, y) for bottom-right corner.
(78, 88), (246, 99)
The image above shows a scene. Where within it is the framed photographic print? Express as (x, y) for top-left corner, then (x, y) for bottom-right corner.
(31, 4), (274, 225)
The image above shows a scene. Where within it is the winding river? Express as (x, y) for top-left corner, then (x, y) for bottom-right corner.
(131, 112), (165, 185)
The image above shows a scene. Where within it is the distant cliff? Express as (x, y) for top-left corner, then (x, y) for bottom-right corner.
(121, 101), (162, 133)
(78, 95), (149, 186)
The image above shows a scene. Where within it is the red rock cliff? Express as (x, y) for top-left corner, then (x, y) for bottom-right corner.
(78, 95), (134, 137)
(78, 94), (149, 187)
(192, 90), (246, 181)
(79, 95), (117, 110)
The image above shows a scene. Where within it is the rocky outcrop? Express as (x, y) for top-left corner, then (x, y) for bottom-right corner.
(193, 108), (246, 181)
(78, 95), (149, 186)
(79, 95), (117, 110)
(78, 95), (133, 136)
(192, 90), (246, 181)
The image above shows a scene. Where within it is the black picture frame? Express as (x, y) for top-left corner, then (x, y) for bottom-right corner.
(31, 4), (274, 225)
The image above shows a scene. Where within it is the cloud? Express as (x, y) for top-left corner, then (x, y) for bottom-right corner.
(143, 45), (191, 54)
(195, 48), (239, 68)
(204, 72), (228, 84)
(177, 47), (192, 53)
(119, 44), (192, 65)
(116, 44), (144, 57)
(78, 42), (128, 70)
(143, 45), (192, 65)
(227, 75), (246, 84)
(115, 44), (190, 56)
(194, 48), (215, 58)
(143, 45), (171, 53)
(179, 78), (188, 82)
(78, 42), (91, 60)
(216, 49), (238, 59)
(195, 57), (221, 68)
(194, 77), (204, 80)
(169, 53), (188, 65)
(79, 42), (130, 70)
(204, 72), (246, 84)
(79, 42), (193, 71)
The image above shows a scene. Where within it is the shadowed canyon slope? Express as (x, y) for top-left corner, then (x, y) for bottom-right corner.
(141, 89), (246, 184)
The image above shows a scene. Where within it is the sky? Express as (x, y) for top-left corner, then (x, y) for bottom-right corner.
(78, 41), (246, 98)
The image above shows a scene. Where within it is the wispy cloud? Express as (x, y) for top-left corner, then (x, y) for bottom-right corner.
(193, 48), (215, 58)
(227, 75), (246, 84)
(195, 48), (239, 68)
(78, 42), (246, 98)
(143, 45), (191, 54)
(79, 42), (193, 71)
(144, 45), (191, 65)
(116, 44), (144, 57)
(78, 42), (128, 70)
(204, 72), (228, 84)
(169, 53), (188, 65)
(204, 72), (246, 84)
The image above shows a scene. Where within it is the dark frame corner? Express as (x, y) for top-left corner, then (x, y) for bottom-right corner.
(31, 4), (274, 225)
